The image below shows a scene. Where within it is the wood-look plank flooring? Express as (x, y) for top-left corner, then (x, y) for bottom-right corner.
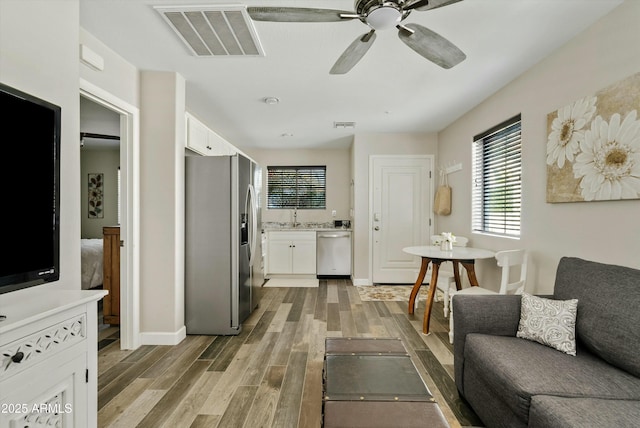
(97, 280), (483, 428)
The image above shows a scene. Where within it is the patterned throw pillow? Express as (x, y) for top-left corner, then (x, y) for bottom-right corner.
(516, 293), (578, 356)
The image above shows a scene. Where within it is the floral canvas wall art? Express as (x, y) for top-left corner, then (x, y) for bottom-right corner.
(546, 72), (640, 203)
(88, 173), (104, 218)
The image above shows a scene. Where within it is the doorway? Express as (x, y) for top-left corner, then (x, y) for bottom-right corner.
(370, 155), (433, 284)
(79, 96), (119, 336)
(80, 79), (140, 350)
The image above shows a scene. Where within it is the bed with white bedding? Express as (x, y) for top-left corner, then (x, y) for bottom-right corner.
(81, 238), (103, 290)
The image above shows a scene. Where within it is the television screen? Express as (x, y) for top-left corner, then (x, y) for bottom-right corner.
(0, 83), (61, 293)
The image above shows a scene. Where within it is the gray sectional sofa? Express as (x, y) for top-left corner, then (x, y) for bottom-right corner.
(453, 257), (640, 428)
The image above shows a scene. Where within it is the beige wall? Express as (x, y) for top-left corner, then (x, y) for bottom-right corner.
(139, 71), (186, 342)
(80, 98), (121, 238)
(352, 133), (438, 284)
(247, 148), (352, 225)
(437, 0), (640, 293)
(3, 0), (635, 347)
(80, 148), (120, 237)
(80, 28), (139, 108)
(81, 26), (188, 343)
(1, 0), (81, 291)
(3, 1), (187, 343)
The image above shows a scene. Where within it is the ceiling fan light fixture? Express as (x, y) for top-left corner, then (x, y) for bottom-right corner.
(365, 5), (402, 30)
(247, 0), (466, 74)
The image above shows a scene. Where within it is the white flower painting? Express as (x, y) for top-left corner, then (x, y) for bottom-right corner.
(546, 72), (640, 203)
(574, 111), (640, 200)
(546, 96), (597, 169)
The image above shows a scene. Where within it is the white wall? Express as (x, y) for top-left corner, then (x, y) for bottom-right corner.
(0, 0), (81, 291)
(247, 148), (351, 225)
(352, 133), (438, 284)
(437, 0), (640, 293)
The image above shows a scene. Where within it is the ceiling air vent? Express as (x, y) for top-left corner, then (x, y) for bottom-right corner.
(155, 6), (265, 57)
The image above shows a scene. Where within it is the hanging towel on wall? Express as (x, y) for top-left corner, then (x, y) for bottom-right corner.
(434, 170), (451, 216)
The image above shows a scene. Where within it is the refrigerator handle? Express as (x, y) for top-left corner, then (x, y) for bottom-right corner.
(247, 183), (258, 265)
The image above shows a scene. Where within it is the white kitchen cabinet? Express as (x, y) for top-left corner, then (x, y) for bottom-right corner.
(0, 288), (107, 428)
(186, 112), (237, 156)
(208, 128), (236, 156)
(186, 113), (211, 155)
(266, 231), (316, 275)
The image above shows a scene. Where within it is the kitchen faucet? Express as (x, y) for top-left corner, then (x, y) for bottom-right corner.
(293, 207), (298, 228)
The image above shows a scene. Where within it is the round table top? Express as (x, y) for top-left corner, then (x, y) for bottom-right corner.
(403, 245), (495, 260)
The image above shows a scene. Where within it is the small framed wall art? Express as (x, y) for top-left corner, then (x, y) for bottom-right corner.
(88, 172), (104, 218)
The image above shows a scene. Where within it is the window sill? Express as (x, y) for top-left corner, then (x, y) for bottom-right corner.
(472, 231), (520, 240)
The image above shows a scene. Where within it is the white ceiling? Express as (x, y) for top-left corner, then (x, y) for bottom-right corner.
(79, 0), (623, 150)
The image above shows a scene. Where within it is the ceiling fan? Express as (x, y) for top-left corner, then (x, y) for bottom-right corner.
(247, 0), (466, 74)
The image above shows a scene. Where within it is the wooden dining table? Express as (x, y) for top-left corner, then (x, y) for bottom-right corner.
(402, 245), (495, 335)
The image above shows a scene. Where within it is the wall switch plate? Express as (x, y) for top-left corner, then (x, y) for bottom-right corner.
(332, 210), (337, 217)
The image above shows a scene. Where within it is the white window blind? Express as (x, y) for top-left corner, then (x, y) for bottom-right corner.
(472, 115), (522, 237)
(267, 166), (326, 209)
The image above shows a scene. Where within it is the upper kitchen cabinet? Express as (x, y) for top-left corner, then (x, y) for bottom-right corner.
(186, 112), (237, 156)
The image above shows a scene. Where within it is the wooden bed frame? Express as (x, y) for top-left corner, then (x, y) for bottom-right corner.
(103, 226), (120, 325)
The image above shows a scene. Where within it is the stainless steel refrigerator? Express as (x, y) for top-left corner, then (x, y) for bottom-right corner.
(185, 154), (263, 335)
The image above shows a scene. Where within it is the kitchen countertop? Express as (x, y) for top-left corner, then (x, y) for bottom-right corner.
(262, 222), (351, 232)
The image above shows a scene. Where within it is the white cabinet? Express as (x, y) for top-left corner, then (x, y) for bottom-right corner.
(186, 113), (210, 155)
(266, 231), (316, 275)
(0, 289), (106, 428)
(208, 129), (236, 156)
(186, 113), (237, 156)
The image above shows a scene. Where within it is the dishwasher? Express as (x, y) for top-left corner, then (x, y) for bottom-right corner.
(316, 230), (352, 278)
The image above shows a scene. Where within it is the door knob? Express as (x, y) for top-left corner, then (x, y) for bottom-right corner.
(374, 226), (380, 231)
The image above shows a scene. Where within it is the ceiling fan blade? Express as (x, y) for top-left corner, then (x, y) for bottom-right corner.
(404, 0), (464, 12)
(397, 23), (465, 69)
(247, 7), (358, 22)
(330, 31), (377, 75)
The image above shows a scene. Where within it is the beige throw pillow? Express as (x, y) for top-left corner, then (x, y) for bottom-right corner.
(517, 293), (578, 356)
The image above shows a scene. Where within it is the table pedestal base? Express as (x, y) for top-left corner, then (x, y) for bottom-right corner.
(408, 257), (479, 334)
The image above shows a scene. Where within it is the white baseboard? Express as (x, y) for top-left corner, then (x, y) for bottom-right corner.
(140, 325), (186, 346)
(352, 278), (372, 286)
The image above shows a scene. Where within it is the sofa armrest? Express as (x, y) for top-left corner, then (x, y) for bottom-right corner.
(453, 294), (523, 394)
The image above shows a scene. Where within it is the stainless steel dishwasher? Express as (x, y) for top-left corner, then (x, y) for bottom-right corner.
(316, 230), (352, 278)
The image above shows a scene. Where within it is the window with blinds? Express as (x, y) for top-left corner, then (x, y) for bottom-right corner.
(267, 166), (326, 209)
(472, 115), (522, 237)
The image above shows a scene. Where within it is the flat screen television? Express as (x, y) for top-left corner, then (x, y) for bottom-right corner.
(0, 83), (61, 294)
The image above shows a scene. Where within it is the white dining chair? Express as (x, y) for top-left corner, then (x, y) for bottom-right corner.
(448, 249), (528, 343)
(429, 234), (469, 317)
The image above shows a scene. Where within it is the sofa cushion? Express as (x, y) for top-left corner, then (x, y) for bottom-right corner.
(529, 396), (640, 428)
(517, 292), (578, 355)
(553, 257), (640, 377)
(463, 334), (640, 423)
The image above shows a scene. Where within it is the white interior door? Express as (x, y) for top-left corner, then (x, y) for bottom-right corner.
(371, 156), (432, 283)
